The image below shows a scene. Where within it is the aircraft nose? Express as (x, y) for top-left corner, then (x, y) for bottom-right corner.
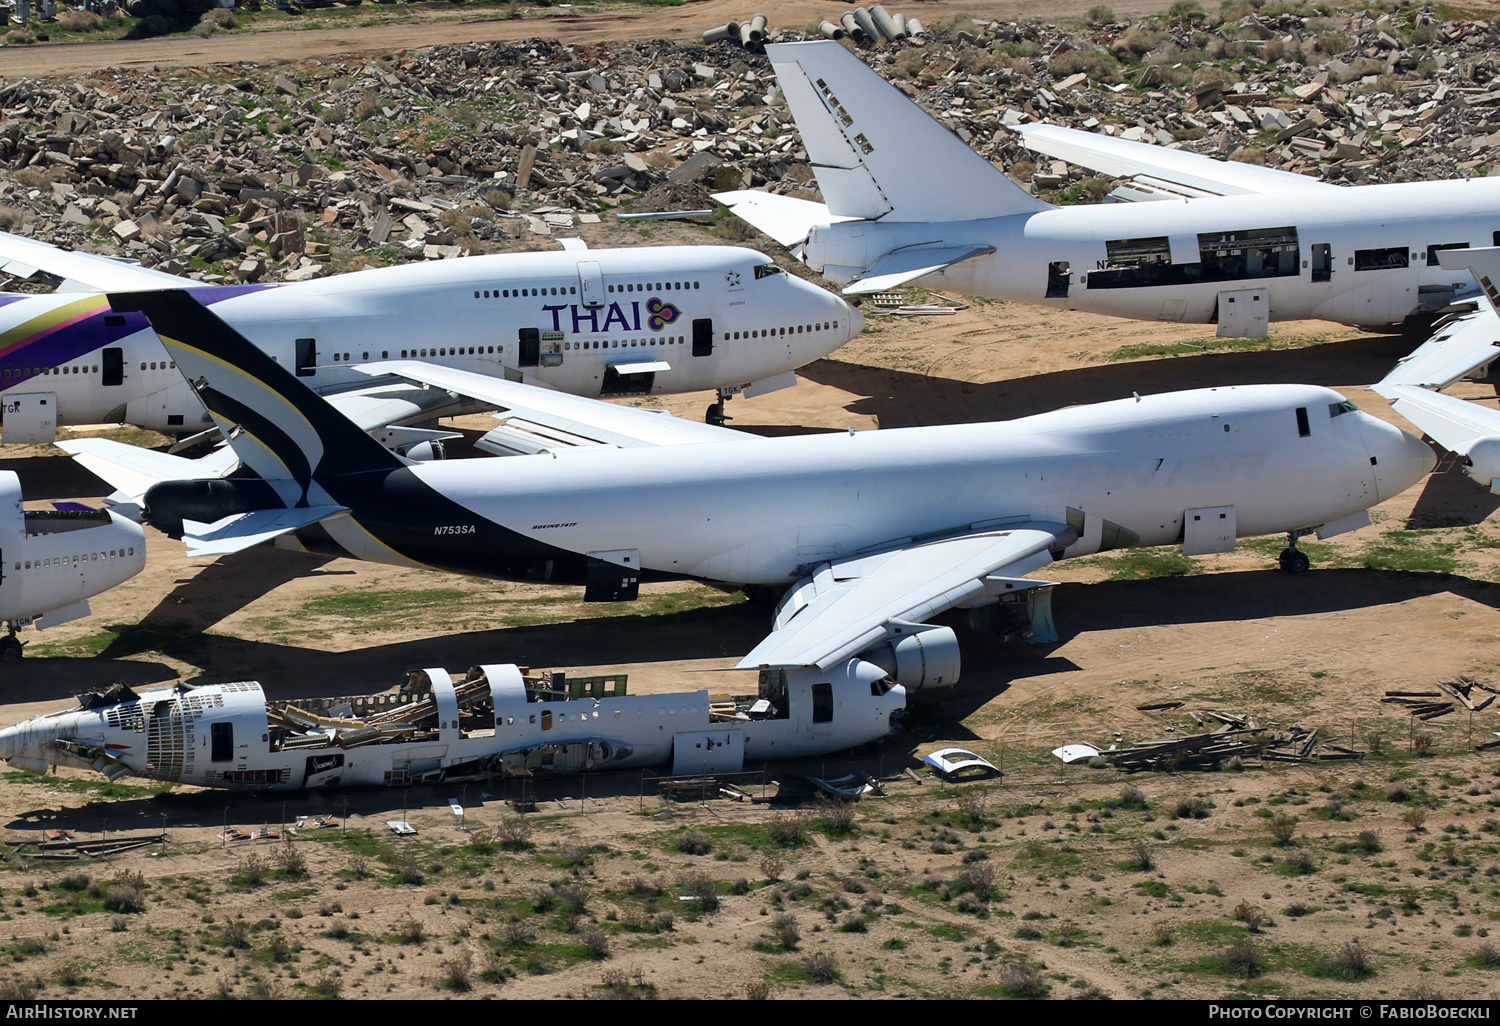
(1367, 415), (1437, 502)
(844, 299), (865, 339)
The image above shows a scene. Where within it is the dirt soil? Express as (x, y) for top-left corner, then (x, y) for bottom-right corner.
(0, 0), (1196, 78)
(1, 3), (1500, 1003)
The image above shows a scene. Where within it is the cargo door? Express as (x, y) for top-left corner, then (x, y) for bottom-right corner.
(1182, 505), (1236, 556)
(1216, 288), (1269, 339)
(1, 393), (57, 444)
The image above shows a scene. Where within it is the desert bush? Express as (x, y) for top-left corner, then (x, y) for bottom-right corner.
(1218, 937), (1263, 977)
(555, 883), (590, 914)
(202, 8), (236, 28)
(679, 872), (719, 912)
(1282, 848), (1318, 875)
(676, 831), (712, 856)
(1402, 807), (1428, 831)
(1173, 797), (1212, 819)
(582, 927), (610, 959)
(816, 797), (857, 837)
(768, 912), (800, 951)
(953, 864), (1001, 902)
(1048, 48), (1122, 83)
(1118, 783), (1147, 808)
(745, 979), (772, 1000)
(236, 853), (267, 887)
(800, 951), (839, 983)
(498, 916), (532, 949)
(767, 812), (810, 847)
(1315, 940), (1373, 980)
(1152, 921), (1175, 946)
(999, 960), (1049, 997)
(1232, 900), (1265, 932)
(1128, 838), (1154, 871)
(955, 789), (989, 826)
(5, 29), (37, 45)
(391, 913), (425, 944)
(1472, 941), (1500, 968)
(59, 10), (104, 30)
(494, 814), (533, 850)
(1085, 5), (1115, 26)
(272, 838), (307, 877)
(245, 976), (281, 1001)
(760, 853), (788, 882)
(219, 919), (251, 949)
(1269, 811), (1299, 844)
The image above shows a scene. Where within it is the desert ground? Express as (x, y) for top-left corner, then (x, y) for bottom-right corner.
(0, 0), (1499, 1003)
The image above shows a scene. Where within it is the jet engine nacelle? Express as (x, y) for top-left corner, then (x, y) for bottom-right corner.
(143, 477), (284, 538)
(862, 625), (960, 691)
(1464, 437), (1500, 493)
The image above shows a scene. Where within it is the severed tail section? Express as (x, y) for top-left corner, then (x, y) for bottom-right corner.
(764, 40), (1050, 223)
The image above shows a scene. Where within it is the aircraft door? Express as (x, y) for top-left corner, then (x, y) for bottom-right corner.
(576, 261), (605, 308)
(101, 348), (123, 387)
(1311, 243), (1332, 283)
(518, 328), (540, 367)
(1, 394), (56, 444)
(692, 318), (713, 357)
(295, 337), (317, 377)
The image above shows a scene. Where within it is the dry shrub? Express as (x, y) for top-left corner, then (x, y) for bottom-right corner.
(767, 812), (810, 847)
(581, 927), (610, 959)
(1269, 811), (1299, 845)
(1085, 5), (1115, 26)
(272, 838), (307, 877)
(679, 871), (719, 912)
(440, 948), (472, 991)
(495, 814), (533, 850)
(498, 916), (533, 949)
(59, 10), (103, 30)
(768, 912), (800, 951)
(759, 853), (788, 882)
(1152, 921), (1175, 946)
(202, 8), (237, 28)
(583, 138), (624, 155)
(676, 831), (712, 856)
(1401, 807), (1428, 831)
(800, 951), (839, 983)
(1232, 900), (1265, 932)
(5, 29), (36, 46)
(1048, 48), (1121, 82)
(894, 48), (925, 78)
(1219, 937), (1263, 977)
(999, 960), (1048, 997)
(1119, 26), (1162, 54)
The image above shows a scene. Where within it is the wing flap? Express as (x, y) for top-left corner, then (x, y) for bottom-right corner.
(351, 361), (750, 449)
(738, 524), (1069, 670)
(321, 379), (469, 432)
(844, 244), (996, 294)
(1017, 124), (1334, 198)
(184, 505), (350, 558)
(1374, 307), (1500, 394)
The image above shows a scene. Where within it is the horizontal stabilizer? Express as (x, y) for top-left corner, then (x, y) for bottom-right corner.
(0, 231), (204, 292)
(353, 361), (749, 449)
(57, 438), (238, 507)
(766, 41), (1050, 222)
(1017, 124), (1334, 198)
(738, 524), (1069, 671)
(844, 244), (995, 295)
(184, 505), (350, 558)
(712, 190), (851, 248)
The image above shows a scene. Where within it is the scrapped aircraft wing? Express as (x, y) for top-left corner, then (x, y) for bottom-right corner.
(56, 438), (238, 508)
(351, 361), (751, 449)
(737, 522), (1072, 671)
(183, 505), (350, 558)
(0, 231), (203, 292)
(1378, 384), (1500, 456)
(1017, 124), (1335, 200)
(712, 190), (856, 248)
(844, 244), (996, 295)
(1374, 307), (1500, 395)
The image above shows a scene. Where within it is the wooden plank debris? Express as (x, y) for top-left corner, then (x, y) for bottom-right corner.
(1099, 718), (1358, 771)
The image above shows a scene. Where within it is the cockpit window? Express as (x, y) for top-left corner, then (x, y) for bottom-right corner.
(753, 264), (783, 279)
(1328, 400), (1358, 418)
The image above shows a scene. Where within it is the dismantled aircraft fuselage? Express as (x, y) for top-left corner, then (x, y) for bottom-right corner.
(0, 663), (906, 789)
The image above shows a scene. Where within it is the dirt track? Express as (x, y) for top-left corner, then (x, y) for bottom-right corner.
(0, 0), (1190, 77)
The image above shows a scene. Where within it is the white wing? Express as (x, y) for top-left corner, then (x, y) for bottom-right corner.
(1018, 124), (1337, 200)
(0, 231), (203, 292)
(57, 438), (237, 509)
(183, 506), (350, 558)
(737, 522), (1071, 671)
(844, 244), (996, 294)
(351, 361), (751, 450)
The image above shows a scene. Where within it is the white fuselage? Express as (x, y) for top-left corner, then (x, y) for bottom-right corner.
(0, 246), (859, 437)
(807, 178), (1500, 328)
(314, 384), (1432, 585)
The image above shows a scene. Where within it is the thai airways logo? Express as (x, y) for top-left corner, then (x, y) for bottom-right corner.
(646, 297), (681, 332)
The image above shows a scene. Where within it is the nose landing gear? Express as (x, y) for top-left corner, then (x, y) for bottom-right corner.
(1278, 529), (1313, 574)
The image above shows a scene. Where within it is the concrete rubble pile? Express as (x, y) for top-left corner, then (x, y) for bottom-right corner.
(0, 3), (1494, 284)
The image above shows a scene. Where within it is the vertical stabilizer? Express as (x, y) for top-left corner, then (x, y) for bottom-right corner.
(107, 290), (405, 500)
(766, 40), (1050, 223)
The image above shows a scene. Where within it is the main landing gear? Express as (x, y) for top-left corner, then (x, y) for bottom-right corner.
(0, 626), (22, 664)
(1278, 531), (1312, 575)
(706, 387), (738, 426)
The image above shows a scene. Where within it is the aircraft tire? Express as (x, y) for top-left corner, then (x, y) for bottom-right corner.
(0, 637), (22, 663)
(1278, 548), (1310, 574)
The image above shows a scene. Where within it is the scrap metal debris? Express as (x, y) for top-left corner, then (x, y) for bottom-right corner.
(1099, 722), (1362, 772)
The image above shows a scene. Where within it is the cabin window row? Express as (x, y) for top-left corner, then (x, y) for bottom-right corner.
(724, 321), (839, 341)
(16, 547), (134, 570)
(563, 337), (682, 350)
(474, 281), (702, 300)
